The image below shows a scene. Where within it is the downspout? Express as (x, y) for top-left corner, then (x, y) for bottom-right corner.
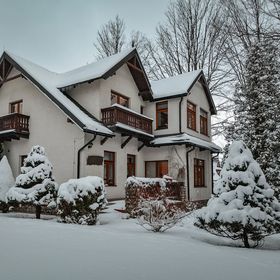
(179, 97), (183, 133)
(186, 145), (195, 201)
(211, 152), (219, 195)
(77, 134), (97, 178)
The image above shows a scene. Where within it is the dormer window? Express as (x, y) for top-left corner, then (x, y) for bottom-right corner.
(10, 100), (23, 114)
(187, 101), (196, 131)
(156, 101), (168, 130)
(200, 109), (208, 136)
(111, 90), (129, 107)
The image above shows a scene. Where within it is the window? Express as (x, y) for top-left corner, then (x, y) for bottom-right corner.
(145, 160), (168, 178)
(200, 109), (208, 136)
(140, 106), (144, 114)
(19, 155), (27, 172)
(187, 101), (196, 130)
(10, 100), (23, 114)
(156, 101), (168, 129)
(104, 151), (115, 186)
(111, 90), (129, 107)
(194, 159), (205, 187)
(127, 154), (136, 177)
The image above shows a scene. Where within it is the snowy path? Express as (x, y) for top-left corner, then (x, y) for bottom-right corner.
(0, 201), (279, 280)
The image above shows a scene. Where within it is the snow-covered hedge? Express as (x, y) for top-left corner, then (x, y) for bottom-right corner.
(195, 141), (280, 248)
(0, 156), (15, 212)
(125, 176), (186, 216)
(57, 176), (107, 225)
(6, 145), (58, 218)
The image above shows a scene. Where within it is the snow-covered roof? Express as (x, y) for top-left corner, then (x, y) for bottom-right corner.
(2, 51), (113, 136)
(57, 48), (136, 88)
(151, 70), (202, 99)
(151, 133), (221, 152)
(115, 123), (154, 138)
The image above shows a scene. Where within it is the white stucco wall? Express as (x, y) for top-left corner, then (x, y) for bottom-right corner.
(0, 75), (84, 184)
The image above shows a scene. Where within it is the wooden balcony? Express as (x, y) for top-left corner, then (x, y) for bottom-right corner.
(101, 105), (153, 136)
(0, 113), (30, 141)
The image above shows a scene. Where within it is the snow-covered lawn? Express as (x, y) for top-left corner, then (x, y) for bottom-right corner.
(0, 201), (279, 280)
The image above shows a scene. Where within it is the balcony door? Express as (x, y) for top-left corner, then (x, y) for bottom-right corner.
(10, 100), (23, 114)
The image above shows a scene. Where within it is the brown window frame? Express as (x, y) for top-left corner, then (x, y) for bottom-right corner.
(194, 158), (205, 188)
(111, 90), (129, 108)
(200, 109), (208, 136)
(187, 101), (196, 131)
(127, 154), (136, 177)
(10, 100), (23, 114)
(145, 160), (168, 178)
(104, 151), (115, 186)
(156, 101), (168, 130)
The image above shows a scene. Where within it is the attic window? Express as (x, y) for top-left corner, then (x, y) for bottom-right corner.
(10, 100), (23, 114)
(187, 101), (196, 131)
(111, 90), (129, 108)
(200, 109), (208, 136)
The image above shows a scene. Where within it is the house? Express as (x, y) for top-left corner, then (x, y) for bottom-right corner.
(0, 48), (221, 202)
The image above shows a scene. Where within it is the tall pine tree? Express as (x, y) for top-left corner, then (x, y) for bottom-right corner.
(231, 38), (280, 197)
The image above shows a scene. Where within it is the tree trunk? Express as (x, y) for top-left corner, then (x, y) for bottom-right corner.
(36, 205), (41, 219)
(243, 230), (250, 248)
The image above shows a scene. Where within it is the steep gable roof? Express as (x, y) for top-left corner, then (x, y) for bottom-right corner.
(151, 70), (217, 114)
(0, 52), (113, 136)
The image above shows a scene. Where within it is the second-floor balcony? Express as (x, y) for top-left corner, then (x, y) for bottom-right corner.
(0, 113), (30, 140)
(101, 104), (153, 136)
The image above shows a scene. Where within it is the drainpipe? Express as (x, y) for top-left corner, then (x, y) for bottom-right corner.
(211, 152), (219, 195)
(186, 145), (195, 201)
(77, 134), (97, 178)
(179, 97), (183, 133)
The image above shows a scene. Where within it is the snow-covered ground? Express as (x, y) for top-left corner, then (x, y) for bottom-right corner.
(0, 201), (279, 280)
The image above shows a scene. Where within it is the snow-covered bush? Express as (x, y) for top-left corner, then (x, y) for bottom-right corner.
(57, 176), (107, 225)
(195, 141), (280, 248)
(6, 145), (58, 218)
(0, 156), (15, 212)
(136, 198), (186, 232)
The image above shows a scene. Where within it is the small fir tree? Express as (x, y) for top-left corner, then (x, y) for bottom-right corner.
(6, 145), (58, 218)
(195, 141), (280, 248)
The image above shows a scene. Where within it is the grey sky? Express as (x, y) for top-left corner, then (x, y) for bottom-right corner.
(0, 0), (170, 72)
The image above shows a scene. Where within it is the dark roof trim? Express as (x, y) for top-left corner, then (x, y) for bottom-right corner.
(0, 52), (112, 137)
(153, 70), (217, 115)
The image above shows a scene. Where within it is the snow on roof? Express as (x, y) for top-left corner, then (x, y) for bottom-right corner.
(57, 48), (135, 88)
(150, 70), (202, 99)
(115, 123), (154, 138)
(151, 133), (221, 152)
(5, 52), (113, 136)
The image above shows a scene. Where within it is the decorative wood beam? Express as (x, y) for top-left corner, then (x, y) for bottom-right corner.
(121, 136), (132, 149)
(126, 62), (144, 74)
(138, 142), (145, 151)
(100, 136), (109, 145)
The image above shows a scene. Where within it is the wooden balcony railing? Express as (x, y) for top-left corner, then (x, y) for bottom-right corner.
(101, 105), (153, 135)
(0, 113), (30, 135)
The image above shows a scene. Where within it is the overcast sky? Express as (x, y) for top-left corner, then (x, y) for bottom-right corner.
(0, 0), (170, 72)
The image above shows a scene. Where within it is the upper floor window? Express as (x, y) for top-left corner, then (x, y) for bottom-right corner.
(156, 101), (168, 130)
(194, 158), (205, 187)
(200, 109), (208, 136)
(187, 101), (196, 131)
(10, 100), (23, 114)
(111, 90), (129, 107)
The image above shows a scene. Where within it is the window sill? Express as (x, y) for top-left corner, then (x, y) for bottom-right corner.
(105, 185), (117, 187)
(187, 127), (197, 132)
(194, 185), (207, 188)
(155, 127), (168, 131)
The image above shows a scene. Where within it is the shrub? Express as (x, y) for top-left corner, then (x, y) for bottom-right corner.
(57, 176), (107, 225)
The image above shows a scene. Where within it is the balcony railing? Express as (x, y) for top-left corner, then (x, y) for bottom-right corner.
(0, 113), (30, 135)
(101, 105), (153, 135)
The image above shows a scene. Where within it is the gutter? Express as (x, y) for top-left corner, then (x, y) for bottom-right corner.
(179, 97), (183, 133)
(77, 134), (97, 178)
(186, 145), (195, 201)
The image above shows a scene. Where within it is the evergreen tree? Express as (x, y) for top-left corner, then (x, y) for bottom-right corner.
(232, 39), (280, 197)
(195, 141), (280, 248)
(6, 146), (58, 218)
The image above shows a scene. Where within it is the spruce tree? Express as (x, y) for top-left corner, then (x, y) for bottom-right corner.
(232, 39), (280, 197)
(6, 146), (58, 218)
(195, 141), (280, 248)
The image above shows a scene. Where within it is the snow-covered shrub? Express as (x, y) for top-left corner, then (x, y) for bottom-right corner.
(0, 156), (15, 212)
(6, 145), (58, 218)
(136, 198), (186, 232)
(57, 176), (107, 225)
(195, 141), (280, 248)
